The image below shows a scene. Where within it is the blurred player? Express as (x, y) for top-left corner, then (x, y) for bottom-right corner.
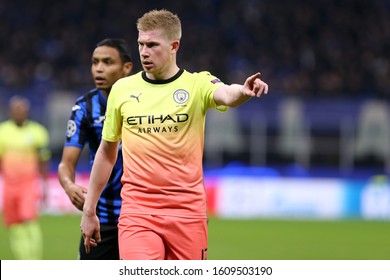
(0, 95), (51, 259)
(58, 38), (133, 259)
(81, 9), (268, 260)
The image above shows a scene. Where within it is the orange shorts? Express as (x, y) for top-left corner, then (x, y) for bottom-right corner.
(3, 182), (39, 227)
(118, 214), (208, 260)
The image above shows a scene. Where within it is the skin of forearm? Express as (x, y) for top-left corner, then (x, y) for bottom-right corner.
(58, 162), (76, 191)
(218, 84), (251, 107)
(83, 147), (117, 216)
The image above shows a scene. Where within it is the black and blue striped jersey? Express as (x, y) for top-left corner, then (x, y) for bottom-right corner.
(65, 88), (122, 224)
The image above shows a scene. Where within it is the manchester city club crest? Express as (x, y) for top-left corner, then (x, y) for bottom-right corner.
(173, 89), (189, 104)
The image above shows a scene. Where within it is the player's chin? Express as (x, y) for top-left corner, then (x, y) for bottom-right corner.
(142, 64), (154, 72)
(95, 84), (111, 91)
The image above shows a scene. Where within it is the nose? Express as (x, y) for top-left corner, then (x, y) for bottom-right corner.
(139, 45), (149, 57)
(94, 62), (105, 72)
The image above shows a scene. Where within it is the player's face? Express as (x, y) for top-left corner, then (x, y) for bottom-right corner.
(91, 46), (129, 92)
(9, 99), (29, 125)
(138, 29), (177, 79)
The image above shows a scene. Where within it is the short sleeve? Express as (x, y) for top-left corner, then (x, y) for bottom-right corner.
(102, 83), (122, 142)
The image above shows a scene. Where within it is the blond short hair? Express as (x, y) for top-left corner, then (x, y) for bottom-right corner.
(137, 9), (182, 41)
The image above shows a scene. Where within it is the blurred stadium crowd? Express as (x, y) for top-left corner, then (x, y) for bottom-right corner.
(0, 0), (389, 172)
(0, 0), (389, 97)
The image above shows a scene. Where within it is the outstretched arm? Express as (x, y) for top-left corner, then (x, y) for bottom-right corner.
(213, 72), (268, 107)
(80, 139), (119, 253)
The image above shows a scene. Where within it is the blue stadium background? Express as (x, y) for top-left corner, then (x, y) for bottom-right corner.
(0, 0), (389, 181)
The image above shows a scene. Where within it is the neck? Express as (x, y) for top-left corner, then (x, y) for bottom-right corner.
(13, 119), (26, 126)
(101, 87), (111, 98)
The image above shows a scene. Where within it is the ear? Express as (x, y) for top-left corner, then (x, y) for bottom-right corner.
(171, 40), (180, 54)
(123, 62), (133, 76)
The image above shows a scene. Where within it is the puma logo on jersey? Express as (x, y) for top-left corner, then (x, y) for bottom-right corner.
(129, 93), (142, 102)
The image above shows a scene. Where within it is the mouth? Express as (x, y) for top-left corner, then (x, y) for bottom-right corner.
(94, 77), (106, 86)
(142, 60), (153, 69)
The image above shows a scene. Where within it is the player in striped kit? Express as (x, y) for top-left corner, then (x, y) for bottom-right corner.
(58, 38), (133, 259)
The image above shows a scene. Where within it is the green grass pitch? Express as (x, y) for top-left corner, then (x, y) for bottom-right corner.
(1, 214), (389, 260)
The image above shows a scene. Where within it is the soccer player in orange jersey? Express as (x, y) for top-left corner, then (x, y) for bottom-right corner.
(81, 9), (269, 260)
(0, 96), (51, 259)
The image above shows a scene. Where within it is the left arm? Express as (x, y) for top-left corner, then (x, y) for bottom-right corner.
(81, 140), (119, 253)
(213, 72), (268, 107)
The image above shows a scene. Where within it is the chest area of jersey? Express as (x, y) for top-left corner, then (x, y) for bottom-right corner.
(2, 127), (38, 150)
(121, 88), (195, 128)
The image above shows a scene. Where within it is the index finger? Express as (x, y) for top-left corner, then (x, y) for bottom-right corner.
(248, 72), (261, 82)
